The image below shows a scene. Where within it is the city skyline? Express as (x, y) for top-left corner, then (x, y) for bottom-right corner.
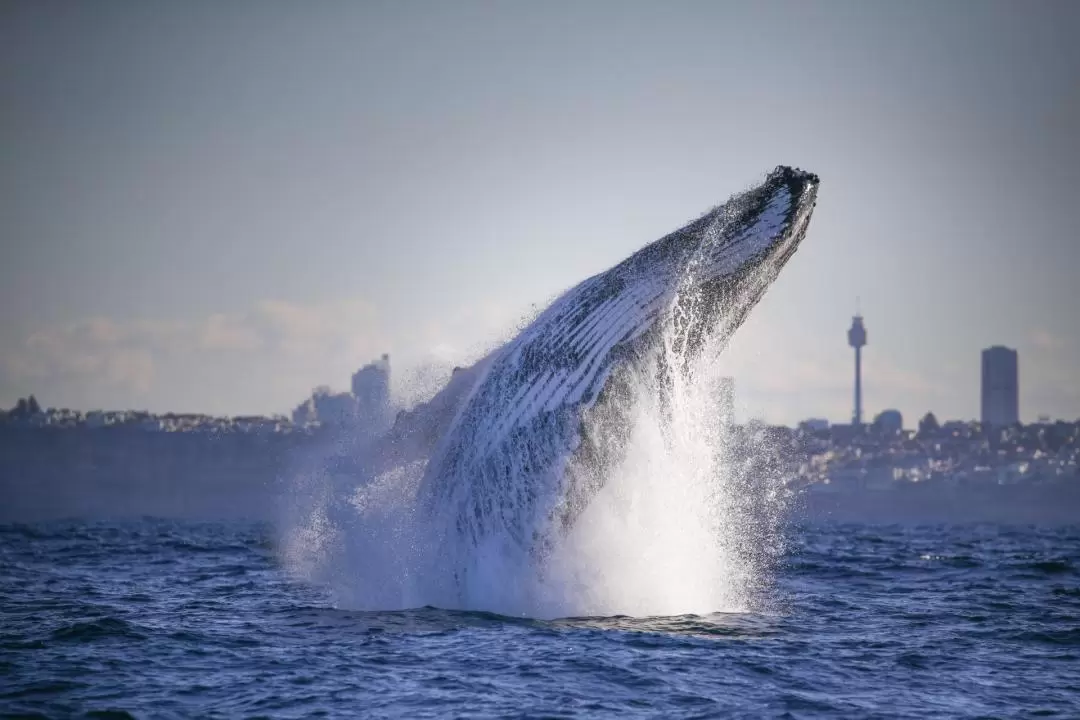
(3, 1), (1078, 425)
(6, 334), (1070, 431)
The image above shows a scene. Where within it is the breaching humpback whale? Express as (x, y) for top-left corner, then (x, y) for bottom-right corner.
(387, 166), (819, 570)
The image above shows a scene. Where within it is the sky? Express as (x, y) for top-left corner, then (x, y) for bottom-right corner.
(2, 0), (1078, 426)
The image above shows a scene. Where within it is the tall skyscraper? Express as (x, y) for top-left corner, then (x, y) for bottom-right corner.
(847, 313), (867, 427)
(981, 346), (1019, 426)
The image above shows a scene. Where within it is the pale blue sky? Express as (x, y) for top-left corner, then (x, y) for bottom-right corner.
(2, 1), (1078, 425)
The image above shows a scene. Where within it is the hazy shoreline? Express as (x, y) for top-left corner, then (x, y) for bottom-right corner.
(3, 425), (1076, 525)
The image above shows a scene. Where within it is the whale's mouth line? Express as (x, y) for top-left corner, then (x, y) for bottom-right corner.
(773, 182), (818, 271)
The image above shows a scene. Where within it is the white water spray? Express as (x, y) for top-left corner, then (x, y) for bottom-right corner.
(280, 277), (789, 618)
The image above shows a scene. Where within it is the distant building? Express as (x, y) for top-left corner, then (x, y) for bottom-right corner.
(288, 354), (392, 431)
(717, 376), (735, 428)
(290, 386), (356, 427)
(873, 409), (903, 435)
(800, 418), (830, 432)
(291, 397), (317, 426)
(917, 412), (940, 437)
(312, 388), (358, 427)
(941, 420), (971, 434)
(352, 354), (391, 433)
(981, 346), (1019, 426)
(827, 423), (862, 445)
(9, 395), (42, 419)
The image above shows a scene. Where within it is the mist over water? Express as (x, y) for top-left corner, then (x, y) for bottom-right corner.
(279, 260), (791, 619)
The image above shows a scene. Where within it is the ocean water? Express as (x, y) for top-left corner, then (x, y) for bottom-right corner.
(3, 519), (1078, 719)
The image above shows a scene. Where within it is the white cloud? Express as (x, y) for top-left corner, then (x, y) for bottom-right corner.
(4, 319), (156, 403)
(1030, 328), (1068, 352)
(2, 294), (539, 414)
(199, 313), (264, 352)
(3, 298), (387, 411)
(103, 348), (155, 393)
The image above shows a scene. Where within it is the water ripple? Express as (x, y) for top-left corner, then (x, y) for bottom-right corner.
(2, 520), (1079, 718)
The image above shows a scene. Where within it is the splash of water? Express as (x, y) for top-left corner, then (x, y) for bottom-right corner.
(280, 281), (790, 618)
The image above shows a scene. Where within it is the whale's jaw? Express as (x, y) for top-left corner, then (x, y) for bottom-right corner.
(416, 167), (820, 562)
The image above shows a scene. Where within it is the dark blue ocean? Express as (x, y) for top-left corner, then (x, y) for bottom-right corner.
(3, 520), (1078, 719)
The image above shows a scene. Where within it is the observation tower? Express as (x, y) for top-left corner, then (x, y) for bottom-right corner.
(848, 312), (867, 427)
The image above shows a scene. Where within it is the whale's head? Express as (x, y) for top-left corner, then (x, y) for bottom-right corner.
(698, 165), (819, 284)
(652, 165), (819, 356)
